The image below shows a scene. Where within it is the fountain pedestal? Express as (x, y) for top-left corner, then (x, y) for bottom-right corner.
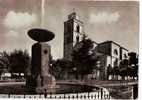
(27, 28), (56, 93)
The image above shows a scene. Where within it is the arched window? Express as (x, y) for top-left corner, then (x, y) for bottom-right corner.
(76, 25), (80, 33)
(114, 49), (118, 55)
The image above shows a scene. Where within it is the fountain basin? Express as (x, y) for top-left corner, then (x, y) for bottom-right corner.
(0, 82), (102, 94)
(28, 28), (55, 42)
(0, 81), (112, 99)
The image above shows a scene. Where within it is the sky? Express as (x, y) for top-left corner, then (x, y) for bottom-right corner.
(0, 0), (139, 59)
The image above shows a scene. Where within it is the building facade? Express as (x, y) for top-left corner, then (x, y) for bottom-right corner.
(64, 12), (84, 60)
(95, 41), (128, 68)
(93, 41), (128, 80)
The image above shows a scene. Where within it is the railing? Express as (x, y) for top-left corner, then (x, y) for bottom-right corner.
(57, 79), (138, 87)
(2, 91), (111, 99)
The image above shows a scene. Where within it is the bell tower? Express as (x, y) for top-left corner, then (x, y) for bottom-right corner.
(64, 12), (84, 60)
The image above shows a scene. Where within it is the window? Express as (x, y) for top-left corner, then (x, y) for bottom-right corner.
(114, 49), (118, 55)
(124, 54), (127, 58)
(76, 35), (79, 42)
(76, 25), (80, 33)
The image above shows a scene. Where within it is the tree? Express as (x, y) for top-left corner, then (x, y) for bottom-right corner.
(0, 51), (9, 78)
(119, 59), (129, 80)
(128, 52), (138, 79)
(119, 52), (138, 80)
(111, 66), (120, 80)
(8, 49), (30, 77)
(51, 59), (74, 79)
(128, 52), (138, 66)
(72, 34), (97, 80)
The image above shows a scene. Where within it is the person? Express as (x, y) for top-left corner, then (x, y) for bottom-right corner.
(107, 64), (112, 80)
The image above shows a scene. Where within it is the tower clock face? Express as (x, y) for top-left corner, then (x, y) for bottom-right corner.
(69, 14), (76, 19)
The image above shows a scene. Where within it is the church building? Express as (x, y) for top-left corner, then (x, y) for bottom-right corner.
(63, 12), (129, 80)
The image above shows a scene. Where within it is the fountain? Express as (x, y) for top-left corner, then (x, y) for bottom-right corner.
(27, 28), (56, 93)
(25, 0), (57, 93)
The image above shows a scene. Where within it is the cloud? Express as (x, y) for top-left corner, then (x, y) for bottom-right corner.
(89, 12), (120, 24)
(3, 11), (37, 29)
(5, 30), (19, 38)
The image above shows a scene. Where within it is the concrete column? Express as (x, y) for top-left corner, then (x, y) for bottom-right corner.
(30, 42), (55, 93)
